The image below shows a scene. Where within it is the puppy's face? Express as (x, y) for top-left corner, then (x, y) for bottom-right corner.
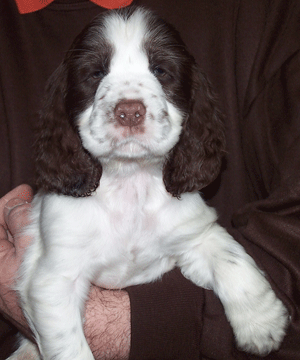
(64, 8), (195, 162)
(36, 7), (224, 197)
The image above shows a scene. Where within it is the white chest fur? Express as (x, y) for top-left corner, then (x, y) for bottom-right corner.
(28, 164), (213, 290)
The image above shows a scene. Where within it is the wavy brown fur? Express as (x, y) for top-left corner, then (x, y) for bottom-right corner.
(163, 67), (226, 197)
(35, 64), (102, 197)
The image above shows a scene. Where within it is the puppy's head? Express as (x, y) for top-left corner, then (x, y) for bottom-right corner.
(36, 7), (225, 197)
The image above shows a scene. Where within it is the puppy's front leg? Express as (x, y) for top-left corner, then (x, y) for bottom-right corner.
(23, 262), (94, 360)
(178, 224), (289, 356)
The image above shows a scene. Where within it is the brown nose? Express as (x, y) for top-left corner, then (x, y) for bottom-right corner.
(114, 100), (146, 127)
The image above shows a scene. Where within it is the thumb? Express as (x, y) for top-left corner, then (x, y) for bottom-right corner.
(4, 200), (33, 252)
(0, 188), (32, 254)
(0, 185), (33, 227)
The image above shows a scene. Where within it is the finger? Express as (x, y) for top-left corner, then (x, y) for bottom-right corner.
(0, 185), (33, 225)
(4, 201), (33, 251)
(0, 224), (14, 253)
(4, 199), (32, 231)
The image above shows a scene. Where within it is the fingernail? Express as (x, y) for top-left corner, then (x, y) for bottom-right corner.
(4, 198), (28, 212)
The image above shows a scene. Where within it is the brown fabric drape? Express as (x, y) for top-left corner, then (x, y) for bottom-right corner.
(0, 0), (299, 359)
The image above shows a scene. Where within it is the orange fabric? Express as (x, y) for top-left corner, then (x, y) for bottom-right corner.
(15, 0), (133, 14)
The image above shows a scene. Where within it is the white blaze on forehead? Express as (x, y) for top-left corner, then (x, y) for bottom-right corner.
(103, 10), (150, 74)
(77, 9), (185, 162)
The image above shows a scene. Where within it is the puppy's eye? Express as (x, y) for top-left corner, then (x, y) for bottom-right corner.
(153, 66), (166, 77)
(92, 70), (106, 79)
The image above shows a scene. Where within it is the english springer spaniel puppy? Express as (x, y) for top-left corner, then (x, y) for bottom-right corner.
(9, 7), (288, 360)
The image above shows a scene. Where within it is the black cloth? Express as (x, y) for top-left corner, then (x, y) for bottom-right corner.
(1, 0), (300, 359)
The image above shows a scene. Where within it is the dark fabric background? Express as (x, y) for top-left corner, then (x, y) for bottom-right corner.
(1, 0), (299, 359)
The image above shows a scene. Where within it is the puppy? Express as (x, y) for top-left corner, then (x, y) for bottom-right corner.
(9, 7), (288, 360)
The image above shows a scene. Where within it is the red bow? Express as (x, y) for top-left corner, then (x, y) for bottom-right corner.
(15, 0), (134, 14)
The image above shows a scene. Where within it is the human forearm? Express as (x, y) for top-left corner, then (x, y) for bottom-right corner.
(84, 287), (130, 360)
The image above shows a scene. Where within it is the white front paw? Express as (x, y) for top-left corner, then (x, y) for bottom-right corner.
(229, 291), (289, 356)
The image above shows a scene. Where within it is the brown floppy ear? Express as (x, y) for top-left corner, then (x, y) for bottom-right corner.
(35, 64), (102, 197)
(163, 67), (226, 197)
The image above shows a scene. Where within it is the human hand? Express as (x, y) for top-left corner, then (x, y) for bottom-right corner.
(0, 184), (33, 336)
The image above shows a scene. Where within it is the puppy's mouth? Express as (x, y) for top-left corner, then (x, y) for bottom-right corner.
(109, 137), (151, 158)
(114, 122), (146, 137)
